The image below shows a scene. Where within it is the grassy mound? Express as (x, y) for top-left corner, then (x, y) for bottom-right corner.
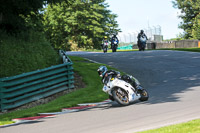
(0, 30), (60, 78)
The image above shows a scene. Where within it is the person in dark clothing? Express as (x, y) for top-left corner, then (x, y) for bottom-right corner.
(97, 66), (120, 85)
(110, 34), (119, 49)
(97, 66), (137, 89)
(121, 75), (137, 89)
(137, 30), (148, 51)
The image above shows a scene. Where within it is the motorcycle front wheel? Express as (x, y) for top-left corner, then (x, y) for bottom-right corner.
(112, 45), (117, 52)
(103, 46), (107, 53)
(141, 43), (146, 51)
(112, 87), (129, 106)
(139, 89), (149, 101)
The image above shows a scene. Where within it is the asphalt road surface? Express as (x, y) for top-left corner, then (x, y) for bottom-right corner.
(1, 50), (200, 133)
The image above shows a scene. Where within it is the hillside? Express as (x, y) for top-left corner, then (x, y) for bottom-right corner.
(0, 30), (60, 78)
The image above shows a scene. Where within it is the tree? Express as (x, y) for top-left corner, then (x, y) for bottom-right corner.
(172, 0), (200, 39)
(43, 0), (121, 50)
(192, 14), (200, 39)
(0, 0), (74, 32)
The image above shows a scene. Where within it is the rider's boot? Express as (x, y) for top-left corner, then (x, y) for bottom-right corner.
(109, 95), (115, 101)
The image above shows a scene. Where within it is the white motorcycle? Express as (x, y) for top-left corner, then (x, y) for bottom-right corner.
(102, 75), (149, 105)
(102, 41), (109, 53)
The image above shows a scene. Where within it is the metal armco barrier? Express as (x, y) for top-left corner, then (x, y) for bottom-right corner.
(0, 50), (74, 111)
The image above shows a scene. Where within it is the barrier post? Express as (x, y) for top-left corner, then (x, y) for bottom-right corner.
(0, 81), (5, 111)
(198, 41), (200, 48)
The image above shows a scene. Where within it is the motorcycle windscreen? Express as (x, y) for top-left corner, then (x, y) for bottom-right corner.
(140, 37), (146, 43)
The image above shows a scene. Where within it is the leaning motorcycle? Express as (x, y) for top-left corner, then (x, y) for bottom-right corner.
(112, 39), (118, 52)
(102, 41), (109, 53)
(102, 75), (149, 106)
(139, 35), (147, 51)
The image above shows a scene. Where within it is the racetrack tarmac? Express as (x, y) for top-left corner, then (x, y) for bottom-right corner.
(1, 50), (200, 133)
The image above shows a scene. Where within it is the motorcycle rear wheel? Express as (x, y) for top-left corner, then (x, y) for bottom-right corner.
(112, 88), (129, 106)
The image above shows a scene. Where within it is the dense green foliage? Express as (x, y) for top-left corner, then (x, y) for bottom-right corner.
(0, 30), (60, 78)
(0, 0), (120, 51)
(0, 0), (73, 77)
(0, 0), (73, 32)
(173, 0), (200, 39)
(43, 0), (121, 50)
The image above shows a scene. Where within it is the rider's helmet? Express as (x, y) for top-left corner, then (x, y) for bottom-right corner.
(104, 36), (108, 39)
(140, 30), (144, 34)
(97, 66), (108, 77)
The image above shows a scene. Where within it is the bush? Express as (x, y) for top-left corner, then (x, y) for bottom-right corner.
(0, 30), (60, 78)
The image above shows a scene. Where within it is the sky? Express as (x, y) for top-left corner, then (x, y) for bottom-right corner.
(106, 0), (183, 41)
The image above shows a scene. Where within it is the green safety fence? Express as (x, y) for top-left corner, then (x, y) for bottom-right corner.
(0, 50), (74, 111)
(117, 44), (133, 50)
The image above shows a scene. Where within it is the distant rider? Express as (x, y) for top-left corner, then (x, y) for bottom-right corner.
(110, 34), (119, 49)
(137, 30), (148, 51)
(101, 36), (109, 48)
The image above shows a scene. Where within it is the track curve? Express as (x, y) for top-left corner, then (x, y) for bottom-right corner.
(1, 50), (200, 133)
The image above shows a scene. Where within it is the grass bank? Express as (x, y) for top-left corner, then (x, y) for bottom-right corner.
(0, 30), (60, 78)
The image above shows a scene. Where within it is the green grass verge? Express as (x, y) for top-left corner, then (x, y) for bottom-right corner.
(0, 56), (117, 122)
(116, 47), (200, 53)
(139, 119), (200, 133)
(156, 47), (200, 52)
(86, 47), (200, 53)
(0, 121), (15, 126)
(83, 47), (200, 53)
